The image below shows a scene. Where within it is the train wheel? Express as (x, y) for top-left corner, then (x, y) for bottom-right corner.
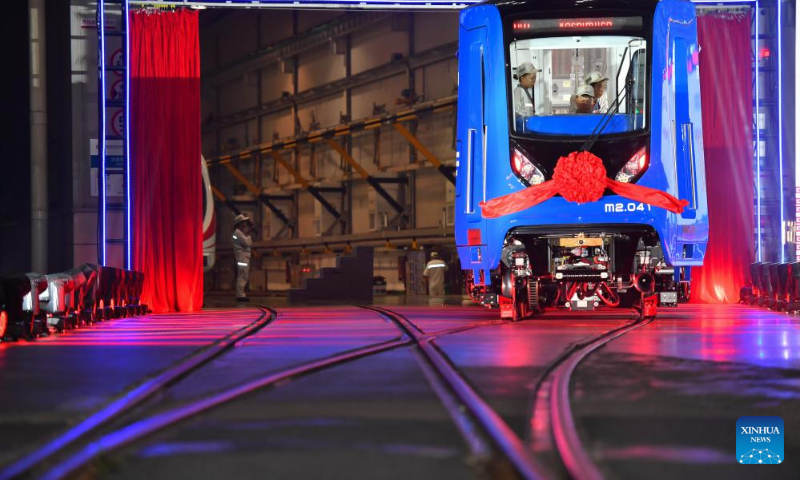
(511, 278), (530, 322)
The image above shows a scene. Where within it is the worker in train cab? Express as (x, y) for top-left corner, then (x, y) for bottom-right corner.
(232, 214), (254, 302)
(574, 85), (597, 114)
(513, 62), (539, 118)
(423, 252), (448, 297)
(585, 72), (609, 113)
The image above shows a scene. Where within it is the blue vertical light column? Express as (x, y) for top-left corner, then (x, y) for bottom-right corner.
(98, 2), (107, 266)
(125, 0), (132, 270)
(777, 0), (784, 262)
(755, 1), (762, 261)
(796, 0), (800, 261)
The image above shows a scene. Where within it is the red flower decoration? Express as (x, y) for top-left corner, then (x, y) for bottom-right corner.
(552, 151), (607, 204)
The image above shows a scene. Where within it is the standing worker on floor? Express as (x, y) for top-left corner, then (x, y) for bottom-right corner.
(423, 252), (448, 297)
(233, 214), (254, 302)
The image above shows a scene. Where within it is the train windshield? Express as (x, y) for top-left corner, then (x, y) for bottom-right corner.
(509, 35), (647, 137)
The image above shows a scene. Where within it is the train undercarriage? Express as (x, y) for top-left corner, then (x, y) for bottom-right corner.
(465, 228), (691, 322)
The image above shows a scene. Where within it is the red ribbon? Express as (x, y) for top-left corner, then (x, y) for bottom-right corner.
(480, 151), (689, 219)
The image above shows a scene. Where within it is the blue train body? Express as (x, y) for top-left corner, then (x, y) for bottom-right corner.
(455, 0), (708, 317)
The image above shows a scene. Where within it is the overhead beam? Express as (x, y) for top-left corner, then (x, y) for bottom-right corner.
(221, 161), (295, 234)
(270, 150), (345, 223)
(327, 139), (406, 216)
(210, 185), (242, 215)
(207, 95), (456, 168)
(393, 122), (456, 185)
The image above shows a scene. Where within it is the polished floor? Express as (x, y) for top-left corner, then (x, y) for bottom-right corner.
(0, 298), (797, 479)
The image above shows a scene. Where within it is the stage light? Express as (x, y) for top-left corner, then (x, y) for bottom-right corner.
(79, 264), (101, 323)
(65, 267), (89, 325)
(0, 277), (31, 340)
(40, 273), (77, 332)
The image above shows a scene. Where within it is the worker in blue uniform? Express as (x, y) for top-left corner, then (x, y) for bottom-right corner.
(232, 214), (253, 302)
(423, 252), (448, 297)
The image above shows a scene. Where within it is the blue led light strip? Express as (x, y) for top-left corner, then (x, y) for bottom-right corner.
(777, 0), (784, 262)
(125, 0), (132, 270)
(755, 1), (762, 262)
(99, 2), (107, 266)
(797, 0), (800, 261)
(129, 0), (478, 9)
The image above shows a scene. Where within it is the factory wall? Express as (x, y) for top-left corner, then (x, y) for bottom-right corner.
(202, 9), (460, 293)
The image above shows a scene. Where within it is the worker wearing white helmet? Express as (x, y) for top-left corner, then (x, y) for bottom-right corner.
(585, 71), (610, 113)
(423, 251), (448, 297)
(232, 213), (254, 302)
(513, 62), (540, 118)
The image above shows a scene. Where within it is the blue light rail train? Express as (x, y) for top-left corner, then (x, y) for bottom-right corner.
(455, 0), (708, 320)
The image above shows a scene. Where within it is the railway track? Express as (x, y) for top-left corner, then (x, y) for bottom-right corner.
(368, 305), (656, 480)
(527, 313), (656, 479)
(2, 305), (500, 479)
(0, 305), (276, 480)
(2, 304), (656, 480)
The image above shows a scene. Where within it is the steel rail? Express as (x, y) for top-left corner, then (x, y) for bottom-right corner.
(38, 310), (498, 479)
(548, 316), (655, 480)
(361, 305), (553, 480)
(0, 306), (276, 480)
(40, 337), (411, 480)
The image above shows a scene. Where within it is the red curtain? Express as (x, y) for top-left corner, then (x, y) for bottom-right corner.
(691, 14), (754, 303)
(130, 9), (203, 312)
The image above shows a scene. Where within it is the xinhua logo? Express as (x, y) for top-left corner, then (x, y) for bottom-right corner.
(736, 416), (784, 465)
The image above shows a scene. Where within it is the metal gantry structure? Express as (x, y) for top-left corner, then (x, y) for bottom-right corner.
(206, 96), (458, 240)
(96, 0), (793, 264)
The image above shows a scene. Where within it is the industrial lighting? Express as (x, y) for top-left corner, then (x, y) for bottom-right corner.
(777, 0), (784, 262)
(128, 1), (480, 10)
(125, 0), (132, 270)
(797, 0), (800, 261)
(99, 0), (107, 266)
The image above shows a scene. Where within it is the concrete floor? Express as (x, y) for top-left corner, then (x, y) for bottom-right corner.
(0, 297), (797, 479)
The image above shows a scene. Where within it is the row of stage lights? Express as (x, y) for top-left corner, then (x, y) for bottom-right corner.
(741, 262), (800, 312)
(0, 266), (147, 342)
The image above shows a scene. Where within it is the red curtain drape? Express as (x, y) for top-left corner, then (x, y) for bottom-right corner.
(130, 9), (203, 312)
(691, 14), (754, 303)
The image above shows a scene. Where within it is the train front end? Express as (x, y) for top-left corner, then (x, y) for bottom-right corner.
(455, 0), (708, 320)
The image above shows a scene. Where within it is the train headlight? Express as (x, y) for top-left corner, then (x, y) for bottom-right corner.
(614, 147), (649, 183)
(511, 149), (545, 186)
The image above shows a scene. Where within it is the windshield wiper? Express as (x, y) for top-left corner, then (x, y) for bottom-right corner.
(581, 44), (632, 152)
(580, 77), (632, 152)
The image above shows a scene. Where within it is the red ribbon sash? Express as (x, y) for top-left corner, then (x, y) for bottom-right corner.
(480, 151), (689, 219)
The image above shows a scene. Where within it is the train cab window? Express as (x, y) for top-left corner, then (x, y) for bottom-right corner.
(509, 35), (647, 137)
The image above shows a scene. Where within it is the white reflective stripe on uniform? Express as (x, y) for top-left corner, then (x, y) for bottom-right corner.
(237, 262), (248, 267)
(426, 264), (446, 268)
